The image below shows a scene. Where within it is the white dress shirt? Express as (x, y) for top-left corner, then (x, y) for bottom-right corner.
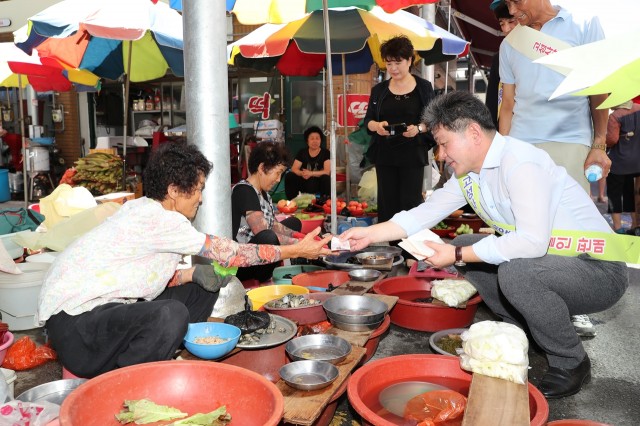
(391, 133), (612, 265)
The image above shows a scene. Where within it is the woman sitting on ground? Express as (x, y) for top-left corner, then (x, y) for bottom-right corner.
(285, 125), (331, 199)
(232, 142), (305, 282)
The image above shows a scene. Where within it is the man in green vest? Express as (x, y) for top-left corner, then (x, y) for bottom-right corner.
(340, 91), (629, 399)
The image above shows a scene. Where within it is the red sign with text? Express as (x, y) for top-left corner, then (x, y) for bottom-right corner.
(337, 94), (369, 127)
(247, 92), (271, 120)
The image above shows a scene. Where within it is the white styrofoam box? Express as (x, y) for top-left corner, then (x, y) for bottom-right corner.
(0, 310), (37, 331)
(0, 262), (49, 330)
(95, 136), (148, 148)
(253, 119), (284, 141)
(1, 368), (16, 400)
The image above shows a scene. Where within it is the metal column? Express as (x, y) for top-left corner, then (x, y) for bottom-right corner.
(183, 0), (232, 238)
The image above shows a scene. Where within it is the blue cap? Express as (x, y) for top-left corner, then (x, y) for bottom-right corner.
(490, 0), (503, 10)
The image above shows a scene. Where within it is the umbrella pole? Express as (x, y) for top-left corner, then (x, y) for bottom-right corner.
(121, 40), (133, 191)
(342, 54), (350, 201)
(322, 0), (338, 234)
(18, 75), (28, 208)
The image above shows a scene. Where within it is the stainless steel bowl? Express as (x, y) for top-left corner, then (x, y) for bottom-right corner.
(16, 379), (87, 406)
(348, 269), (382, 282)
(328, 318), (384, 332)
(279, 360), (339, 391)
(355, 252), (394, 266)
(286, 334), (352, 364)
(323, 295), (388, 325)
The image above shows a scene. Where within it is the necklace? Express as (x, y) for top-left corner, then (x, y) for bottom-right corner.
(394, 93), (410, 101)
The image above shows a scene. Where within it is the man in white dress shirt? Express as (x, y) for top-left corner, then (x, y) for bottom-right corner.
(340, 91), (628, 399)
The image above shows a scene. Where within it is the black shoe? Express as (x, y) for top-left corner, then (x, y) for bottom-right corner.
(625, 227), (640, 236)
(538, 355), (591, 399)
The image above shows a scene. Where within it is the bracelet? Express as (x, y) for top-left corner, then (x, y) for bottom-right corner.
(591, 143), (606, 150)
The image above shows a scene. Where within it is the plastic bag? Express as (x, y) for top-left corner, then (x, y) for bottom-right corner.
(358, 168), (377, 204)
(458, 321), (529, 384)
(431, 279), (477, 307)
(211, 276), (247, 319)
(0, 400), (60, 426)
(1, 336), (57, 371)
(404, 390), (467, 426)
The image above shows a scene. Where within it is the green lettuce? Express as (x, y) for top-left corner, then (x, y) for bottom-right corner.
(170, 405), (232, 426)
(115, 399), (188, 424)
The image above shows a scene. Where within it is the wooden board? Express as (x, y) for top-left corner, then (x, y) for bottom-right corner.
(278, 346), (366, 426)
(331, 275), (386, 295)
(462, 374), (530, 426)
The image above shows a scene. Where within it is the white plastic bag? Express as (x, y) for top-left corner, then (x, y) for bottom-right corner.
(0, 401), (60, 426)
(211, 276), (248, 319)
(431, 279), (477, 307)
(458, 321), (529, 384)
(358, 168), (377, 204)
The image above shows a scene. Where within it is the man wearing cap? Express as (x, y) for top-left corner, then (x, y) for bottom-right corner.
(497, 0), (610, 338)
(341, 91), (630, 399)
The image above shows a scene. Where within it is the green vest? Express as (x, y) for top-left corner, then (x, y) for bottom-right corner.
(458, 175), (639, 263)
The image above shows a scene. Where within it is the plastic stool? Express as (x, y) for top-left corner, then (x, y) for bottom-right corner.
(62, 366), (85, 379)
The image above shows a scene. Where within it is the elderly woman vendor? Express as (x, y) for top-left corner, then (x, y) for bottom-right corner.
(37, 141), (331, 378)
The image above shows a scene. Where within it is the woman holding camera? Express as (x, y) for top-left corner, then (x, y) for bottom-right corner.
(364, 35), (436, 224)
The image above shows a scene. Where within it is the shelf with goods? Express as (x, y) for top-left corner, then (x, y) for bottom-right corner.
(130, 81), (185, 139)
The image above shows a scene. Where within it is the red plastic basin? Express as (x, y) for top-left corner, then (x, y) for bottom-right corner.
(59, 360), (284, 426)
(408, 262), (459, 279)
(547, 421), (612, 426)
(359, 315), (391, 366)
(292, 270), (350, 292)
(373, 276), (483, 332)
(348, 354), (548, 426)
(221, 341), (288, 384)
(299, 214), (326, 234)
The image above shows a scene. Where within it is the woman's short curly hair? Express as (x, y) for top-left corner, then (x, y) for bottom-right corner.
(380, 35), (414, 63)
(303, 125), (325, 146)
(144, 140), (212, 201)
(247, 142), (290, 175)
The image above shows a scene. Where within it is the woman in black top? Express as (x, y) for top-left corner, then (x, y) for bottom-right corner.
(364, 35), (436, 224)
(232, 142), (302, 282)
(285, 126), (331, 199)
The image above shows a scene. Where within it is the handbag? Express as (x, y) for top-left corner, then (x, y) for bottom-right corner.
(0, 208), (45, 235)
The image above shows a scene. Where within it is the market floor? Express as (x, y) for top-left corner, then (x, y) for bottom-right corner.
(7, 198), (640, 425)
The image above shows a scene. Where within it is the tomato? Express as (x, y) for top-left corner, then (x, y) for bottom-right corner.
(361, 201), (368, 209)
(277, 199), (287, 208)
(353, 208), (364, 216)
(348, 200), (358, 207)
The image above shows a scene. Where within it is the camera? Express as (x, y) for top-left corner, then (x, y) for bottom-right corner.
(383, 123), (408, 136)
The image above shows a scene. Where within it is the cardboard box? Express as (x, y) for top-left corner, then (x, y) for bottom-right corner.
(94, 192), (135, 205)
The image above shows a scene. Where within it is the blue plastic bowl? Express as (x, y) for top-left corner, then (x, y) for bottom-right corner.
(183, 322), (241, 360)
(272, 264), (325, 284)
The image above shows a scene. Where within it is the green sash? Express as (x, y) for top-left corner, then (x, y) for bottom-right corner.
(458, 175), (640, 263)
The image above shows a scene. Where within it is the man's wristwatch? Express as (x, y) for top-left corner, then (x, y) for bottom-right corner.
(592, 143), (606, 150)
(454, 246), (466, 267)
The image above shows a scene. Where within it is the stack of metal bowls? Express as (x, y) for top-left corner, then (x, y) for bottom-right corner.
(323, 295), (387, 332)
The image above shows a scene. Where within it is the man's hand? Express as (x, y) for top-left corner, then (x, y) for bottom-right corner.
(585, 148), (611, 176)
(339, 227), (371, 251)
(422, 241), (456, 269)
(192, 264), (234, 292)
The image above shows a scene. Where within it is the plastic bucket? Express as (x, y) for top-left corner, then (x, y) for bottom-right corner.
(1, 367), (16, 400)
(0, 169), (10, 202)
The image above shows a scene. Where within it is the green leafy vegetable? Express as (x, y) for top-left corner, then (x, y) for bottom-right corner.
(170, 406), (232, 426)
(115, 399), (188, 424)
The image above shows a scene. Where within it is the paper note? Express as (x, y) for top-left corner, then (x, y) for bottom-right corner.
(331, 237), (351, 251)
(398, 228), (445, 260)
